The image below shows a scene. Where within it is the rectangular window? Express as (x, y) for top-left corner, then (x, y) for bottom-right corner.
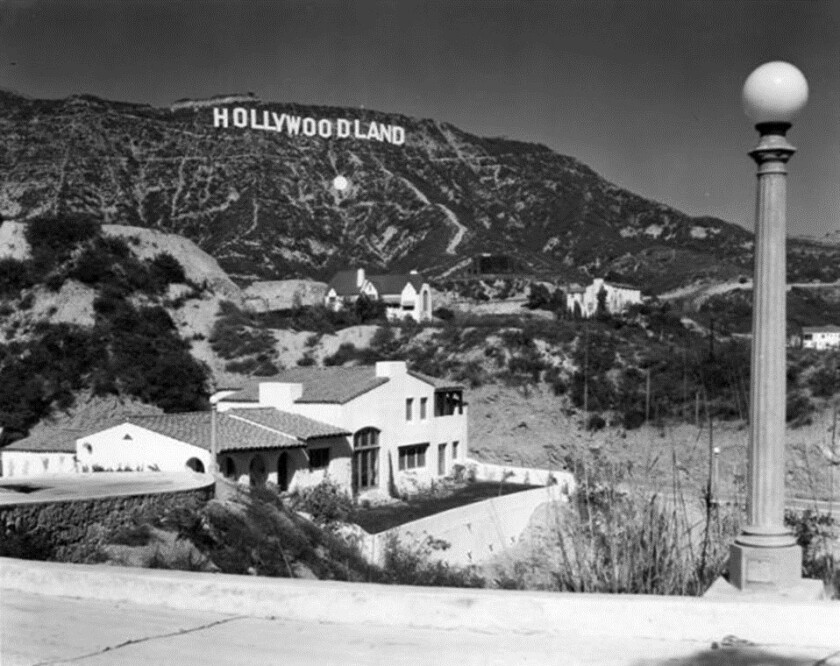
(438, 443), (446, 476)
(452, 441), (459, 460)
(420, 397), (428, 419)
(434, 391), (463, 416)
(406, 397), (413, 421)
(309, 448), (330, 470)
(398, 443), (428, 471)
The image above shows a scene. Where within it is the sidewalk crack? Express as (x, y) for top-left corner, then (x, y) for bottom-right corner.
(34, 615), (248, 665)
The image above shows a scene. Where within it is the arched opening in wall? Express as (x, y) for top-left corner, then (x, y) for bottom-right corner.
(223, 456), (237, 480)
(249, 454), (267, 487)
(277, 452), (289, 492)
(83, 443), (93, 455)
(186, 457), (205, 473)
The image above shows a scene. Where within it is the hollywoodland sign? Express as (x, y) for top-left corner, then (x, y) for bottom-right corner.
(212, 107), (406, 146)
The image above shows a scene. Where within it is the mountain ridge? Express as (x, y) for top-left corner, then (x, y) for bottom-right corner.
(1, 90), (838, 291)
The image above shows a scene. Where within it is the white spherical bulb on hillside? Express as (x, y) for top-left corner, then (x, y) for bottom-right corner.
(332, 175), (350, 191)
(742, 61), (808, 124)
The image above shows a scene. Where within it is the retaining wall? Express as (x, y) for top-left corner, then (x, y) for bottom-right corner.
(466, 458), (576, 491)
(0, 475), (214, 562)
(365, 483), (568, 566)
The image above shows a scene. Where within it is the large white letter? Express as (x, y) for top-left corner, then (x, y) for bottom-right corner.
(392, 126), (405, 145)
(271, 112), (284, 131)
(379, 124), (392, 144)
(232, 108), (248, 128)
(337, 119), (351, 138)
(286, 115), (302, 135)
(318, 119), (332, 138)
(213, 107), (229, 128)
(354, 120), (366, 139)
(302, 117), (317, 136)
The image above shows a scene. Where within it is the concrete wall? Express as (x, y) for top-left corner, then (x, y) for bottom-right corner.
(1, 451), (77, 478)
(466, 459), (576, 493)
(366, 484), (569, 566)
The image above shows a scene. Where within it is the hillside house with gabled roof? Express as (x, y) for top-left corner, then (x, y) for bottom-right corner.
(325, 268), (432, 322)
(567, 278), (642, 318)
(802, 325), (840, 350)
(216, 361), (467, 498)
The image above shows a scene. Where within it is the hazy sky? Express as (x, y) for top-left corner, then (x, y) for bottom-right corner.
(1, 0), (837, 236)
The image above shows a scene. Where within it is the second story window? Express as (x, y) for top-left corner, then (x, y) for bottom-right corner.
(406, 397), (413, 421)
(420, 397), (428, 419)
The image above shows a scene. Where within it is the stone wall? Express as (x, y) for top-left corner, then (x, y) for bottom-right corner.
(0, 484), (214, 562)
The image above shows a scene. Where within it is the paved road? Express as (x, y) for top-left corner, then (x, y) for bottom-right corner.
(3, 589), (838, 666)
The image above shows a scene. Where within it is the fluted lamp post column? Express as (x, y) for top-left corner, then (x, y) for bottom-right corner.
(728, 61), (812, 592)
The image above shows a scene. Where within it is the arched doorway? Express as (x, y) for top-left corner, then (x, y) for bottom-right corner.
(249, 454), (267, 486)
(186, 457), (205, 473)
(277, 452), (289, 492)
(222, 456), (237, 480)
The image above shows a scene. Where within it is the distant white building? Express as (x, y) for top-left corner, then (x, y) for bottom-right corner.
(567, 278), (642, 318)
(325, 268), (432, 322)
(802, 325), (840, 350)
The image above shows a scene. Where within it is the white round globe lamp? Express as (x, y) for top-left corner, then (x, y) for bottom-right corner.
(742, 61), (808, 127)
(332, 175), (350, 192)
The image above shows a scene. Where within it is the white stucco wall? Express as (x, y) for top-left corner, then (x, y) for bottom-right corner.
(0, 451), (77, 478)
(76, 424), (212, 473)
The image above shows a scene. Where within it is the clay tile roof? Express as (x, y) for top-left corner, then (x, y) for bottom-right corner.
(220, 367), (390, 405)
(327, 270), (361, 296)
(2, 428), (85, 453)
(227, 408), (349, 439)
(123, 412), (306, 451)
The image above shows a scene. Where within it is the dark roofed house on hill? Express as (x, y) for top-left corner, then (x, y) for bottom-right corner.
(325, 268), (432, 322)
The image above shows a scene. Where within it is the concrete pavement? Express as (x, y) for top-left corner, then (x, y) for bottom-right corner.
(0, 472), (214, 506)
(3, 558), (840, 665)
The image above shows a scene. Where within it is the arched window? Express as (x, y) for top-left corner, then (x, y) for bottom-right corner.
(249, 454), (267, 487)
(352, 428), (380, 493)
(186, 457), (205, 473)
(82, 443), (93, 455)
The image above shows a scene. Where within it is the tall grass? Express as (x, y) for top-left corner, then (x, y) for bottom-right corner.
(492, 454), (742, 595)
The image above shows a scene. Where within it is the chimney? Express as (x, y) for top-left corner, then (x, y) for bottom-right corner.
(356, 268), (365, 288)
(258, 382), (303, 408)
(375, 361), (407, 378)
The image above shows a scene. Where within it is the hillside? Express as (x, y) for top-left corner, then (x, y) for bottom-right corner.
(4, 90), (838, 291)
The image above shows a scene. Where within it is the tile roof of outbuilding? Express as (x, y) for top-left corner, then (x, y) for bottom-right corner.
(2, 428), (86, 453)
(803, 325), (840, 334)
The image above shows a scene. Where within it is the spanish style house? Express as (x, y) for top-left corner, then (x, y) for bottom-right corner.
(216, 362), (467, 497)
(0, 362), (468, 500)
(325, 268), (432, 322)
(567, 278), (642, 317)
(801, 325), (840, 350)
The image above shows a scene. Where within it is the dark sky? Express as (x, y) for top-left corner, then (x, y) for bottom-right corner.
(1, 0), (837, 236)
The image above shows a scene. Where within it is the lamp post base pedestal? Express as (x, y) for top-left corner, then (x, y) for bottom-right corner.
(704, 543), (825, 599)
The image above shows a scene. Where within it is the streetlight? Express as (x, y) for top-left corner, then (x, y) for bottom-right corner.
(727, 62), (819, 593)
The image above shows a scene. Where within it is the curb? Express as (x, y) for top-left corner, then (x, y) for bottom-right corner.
(3, 558), (839, 649)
